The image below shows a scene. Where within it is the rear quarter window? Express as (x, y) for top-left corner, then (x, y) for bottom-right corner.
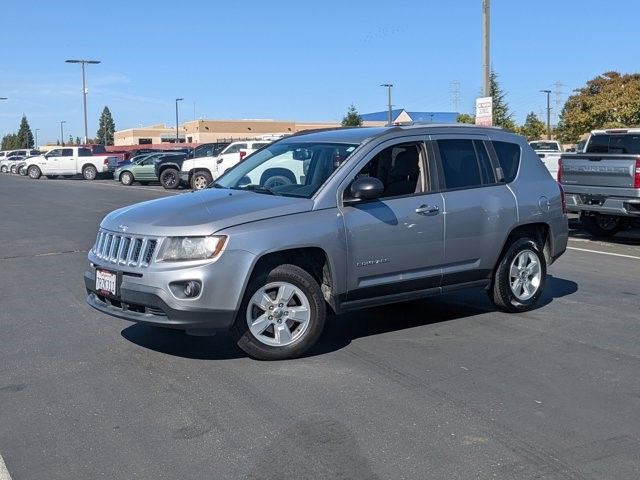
(492, 141), (521, 183)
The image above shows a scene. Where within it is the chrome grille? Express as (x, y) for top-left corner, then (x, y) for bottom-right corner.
(93, 230), (158, 268)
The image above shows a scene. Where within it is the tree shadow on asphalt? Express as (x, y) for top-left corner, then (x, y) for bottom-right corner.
(121, 275), (578, 361)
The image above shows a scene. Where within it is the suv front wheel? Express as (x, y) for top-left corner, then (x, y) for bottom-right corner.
(233, 264), (326, 360)
(490, 237), (547, 312)
(160, 168), (179, 189)
(191, 171), (213, 190)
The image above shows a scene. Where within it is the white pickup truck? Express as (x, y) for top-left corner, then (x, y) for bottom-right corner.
(529, 140), (563, 178)
(179, 140), (271, 190)
(25, 147), (118, 180)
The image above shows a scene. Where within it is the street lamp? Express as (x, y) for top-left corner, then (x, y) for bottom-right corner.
(35, 128), (40, 149)
(65, 59), (101, 144)
(540, 89), (552, 139)
(380, 84), (393, 125)
(175, 98), (184, 144)
(60, 121), (66, 146)
(0, 97), (7, 101)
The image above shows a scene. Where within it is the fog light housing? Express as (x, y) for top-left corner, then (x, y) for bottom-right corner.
(169, 280), (202, 299)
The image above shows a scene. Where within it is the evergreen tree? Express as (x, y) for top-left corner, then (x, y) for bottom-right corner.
(456, 113), (475, 124)
(16, 115), (34, 148)
(489, 70), (516, 131)
(341, 104), (363, 127)
(96, 106), (116, 145)
(1, 133), (20, 150)
(518, 112), (547, 140)
(75, 136), (82, 145)
(69, 135), (74, 146)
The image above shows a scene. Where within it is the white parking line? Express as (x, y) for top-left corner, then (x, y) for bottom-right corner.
(0, 454), (12, 480)
(567, 246), (640, 260)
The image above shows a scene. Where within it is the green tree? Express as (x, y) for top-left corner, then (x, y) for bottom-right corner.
(341, 104), (363, 127)
(69, 135), (74, 146)
(16, 115), (34, 148)
(556, 71), (640, 143)
(456, 113), (475, 124)
(1, 133), (20, 150)
(518, 112), (547, 140)
(490, 70), (516, 131)
(75, 136), (82, 145)
(96, 106), (116, 145)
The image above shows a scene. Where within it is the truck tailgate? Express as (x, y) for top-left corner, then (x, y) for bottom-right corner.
(561, 154), (639, 188)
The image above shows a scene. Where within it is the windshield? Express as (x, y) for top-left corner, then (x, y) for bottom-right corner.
(213, 142), (358, 197)
(530, 141), (560, 151)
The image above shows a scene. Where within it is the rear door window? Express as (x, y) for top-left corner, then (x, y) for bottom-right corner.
(436, 139), (483, 189)
(492, 141), (521, 183)
(61, 148), (74, 156)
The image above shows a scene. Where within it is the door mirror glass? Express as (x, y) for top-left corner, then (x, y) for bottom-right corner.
(350, 176), (384, 200)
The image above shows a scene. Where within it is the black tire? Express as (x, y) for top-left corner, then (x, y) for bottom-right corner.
(490, 237), (547, 313)
(263, 175), (293, 189)
(10, 165), (17, 174)
(191, 171), (213, 190)
(28, 165), (41, 179)
(120, 171), (134, 186)
(19, 166), (27, 176)
(232, 264), (326, 360)
(83, 165), (98, 180)
(580, 213), (624, 238)
(160, 168), (179, 189)
(0, 166), (7, 173)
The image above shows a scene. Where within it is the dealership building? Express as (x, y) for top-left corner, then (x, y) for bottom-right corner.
(113, 109), (458, 146)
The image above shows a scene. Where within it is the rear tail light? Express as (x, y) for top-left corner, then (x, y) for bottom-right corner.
(559, 183), (567, 214)
(103, 158), (109, 165)
(557, 157), (563, 183)
(239, 150), (247, 161)
(635, 158), (640, 189)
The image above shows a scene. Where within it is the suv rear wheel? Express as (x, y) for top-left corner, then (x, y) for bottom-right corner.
(191, 171), (213, 190)
(580, 213), (625, 238)
(160, 168), (179, 189)
(233, 264), (326, 360)
(490, 237), (546, 312)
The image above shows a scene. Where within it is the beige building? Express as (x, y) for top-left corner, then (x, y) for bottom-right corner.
(114, 119), (344, 146)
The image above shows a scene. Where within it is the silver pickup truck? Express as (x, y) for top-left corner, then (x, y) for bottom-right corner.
(86, 125), (567, 360)
(560, 129), (640, 237)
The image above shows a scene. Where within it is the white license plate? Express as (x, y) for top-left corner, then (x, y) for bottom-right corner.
(95, 269), (118, 296)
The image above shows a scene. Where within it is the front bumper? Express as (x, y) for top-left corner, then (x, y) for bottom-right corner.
(179, 171), (189, 184)
(84, 248), (256, 331)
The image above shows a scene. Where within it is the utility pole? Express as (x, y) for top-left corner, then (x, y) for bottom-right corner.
(65, 59), (101, 144)
(175, 98), (184, 143)
(380, 84), (393, 125)
(450, 80), (461, 112)
(35, 128), (40, 149)
(540, 90), (552, 139)
(482, 0), (490, 97)
(60, 121), (66, 146)
(553, 81), (564, 125)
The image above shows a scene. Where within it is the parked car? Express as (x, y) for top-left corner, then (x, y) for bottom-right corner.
(85, 125), (568, 360)
(153, 152), (190, 189)
(24, 147), (119, 180)
(7, 148), (40, 158)
(560, 128), (640, 237)
(2, 156), (26, 173)
(178, 140), (271, 190)
(529, 140), (563, 178)
(114, 152), (180, 185)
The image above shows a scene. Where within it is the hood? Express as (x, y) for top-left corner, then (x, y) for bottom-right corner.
(101, 188), (314, 237)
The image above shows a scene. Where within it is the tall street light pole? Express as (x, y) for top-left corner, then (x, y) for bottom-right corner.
(65, 59), (101, 145)
(175, 98), (183, 143)
(35, 128), (40, 149)
(0, 97), (7, 101)
(540, 89), (552, 139)
(380, 84), (393, 125)
(482, 0), (491, 97)
(60, 121), (66, 146)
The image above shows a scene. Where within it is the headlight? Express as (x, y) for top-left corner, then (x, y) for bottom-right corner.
(157, 236), (227, 262)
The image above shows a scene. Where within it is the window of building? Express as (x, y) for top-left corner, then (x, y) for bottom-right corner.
(138, 138), (152, 145)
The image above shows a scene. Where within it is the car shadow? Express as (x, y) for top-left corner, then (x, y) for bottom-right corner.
(569, 217), (640, 246)
(121, 275), (577, 361)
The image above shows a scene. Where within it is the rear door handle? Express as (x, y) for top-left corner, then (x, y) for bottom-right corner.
(415, 204), (439, 216)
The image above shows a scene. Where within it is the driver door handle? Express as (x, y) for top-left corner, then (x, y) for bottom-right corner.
(415, 204), (439, 216)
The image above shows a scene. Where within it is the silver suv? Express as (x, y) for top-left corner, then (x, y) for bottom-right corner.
(85, 125), (568, 360)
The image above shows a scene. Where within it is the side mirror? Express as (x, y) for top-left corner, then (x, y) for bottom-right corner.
(346, 176), (384, 204)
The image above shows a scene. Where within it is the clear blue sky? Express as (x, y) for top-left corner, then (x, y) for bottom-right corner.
(1, 0), (639, 144)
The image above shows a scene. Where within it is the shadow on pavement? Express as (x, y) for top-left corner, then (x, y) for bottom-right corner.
(122, 275), (577, 360)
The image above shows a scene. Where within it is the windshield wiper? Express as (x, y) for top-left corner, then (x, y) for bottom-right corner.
(209, 182), (226, 189)
(232, 184), (280, 195)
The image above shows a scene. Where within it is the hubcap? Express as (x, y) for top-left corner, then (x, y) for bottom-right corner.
(509, 249), (542, 301)
(164, 173), (176, 186)
(246, 281), (311, 347)
(29, 167), (38, 178)
(194, 176), (208, 189)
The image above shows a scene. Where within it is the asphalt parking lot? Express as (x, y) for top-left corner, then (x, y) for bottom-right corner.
(1, 174), (639, 480)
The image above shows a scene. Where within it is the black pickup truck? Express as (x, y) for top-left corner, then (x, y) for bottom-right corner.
(560, 129), (640, 237)
(155, 142), (229, 189)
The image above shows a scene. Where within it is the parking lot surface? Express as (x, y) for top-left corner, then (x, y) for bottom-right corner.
(1, 174), (639, 479)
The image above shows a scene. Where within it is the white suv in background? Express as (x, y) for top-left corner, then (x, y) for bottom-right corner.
(179, 140), (271, 190)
